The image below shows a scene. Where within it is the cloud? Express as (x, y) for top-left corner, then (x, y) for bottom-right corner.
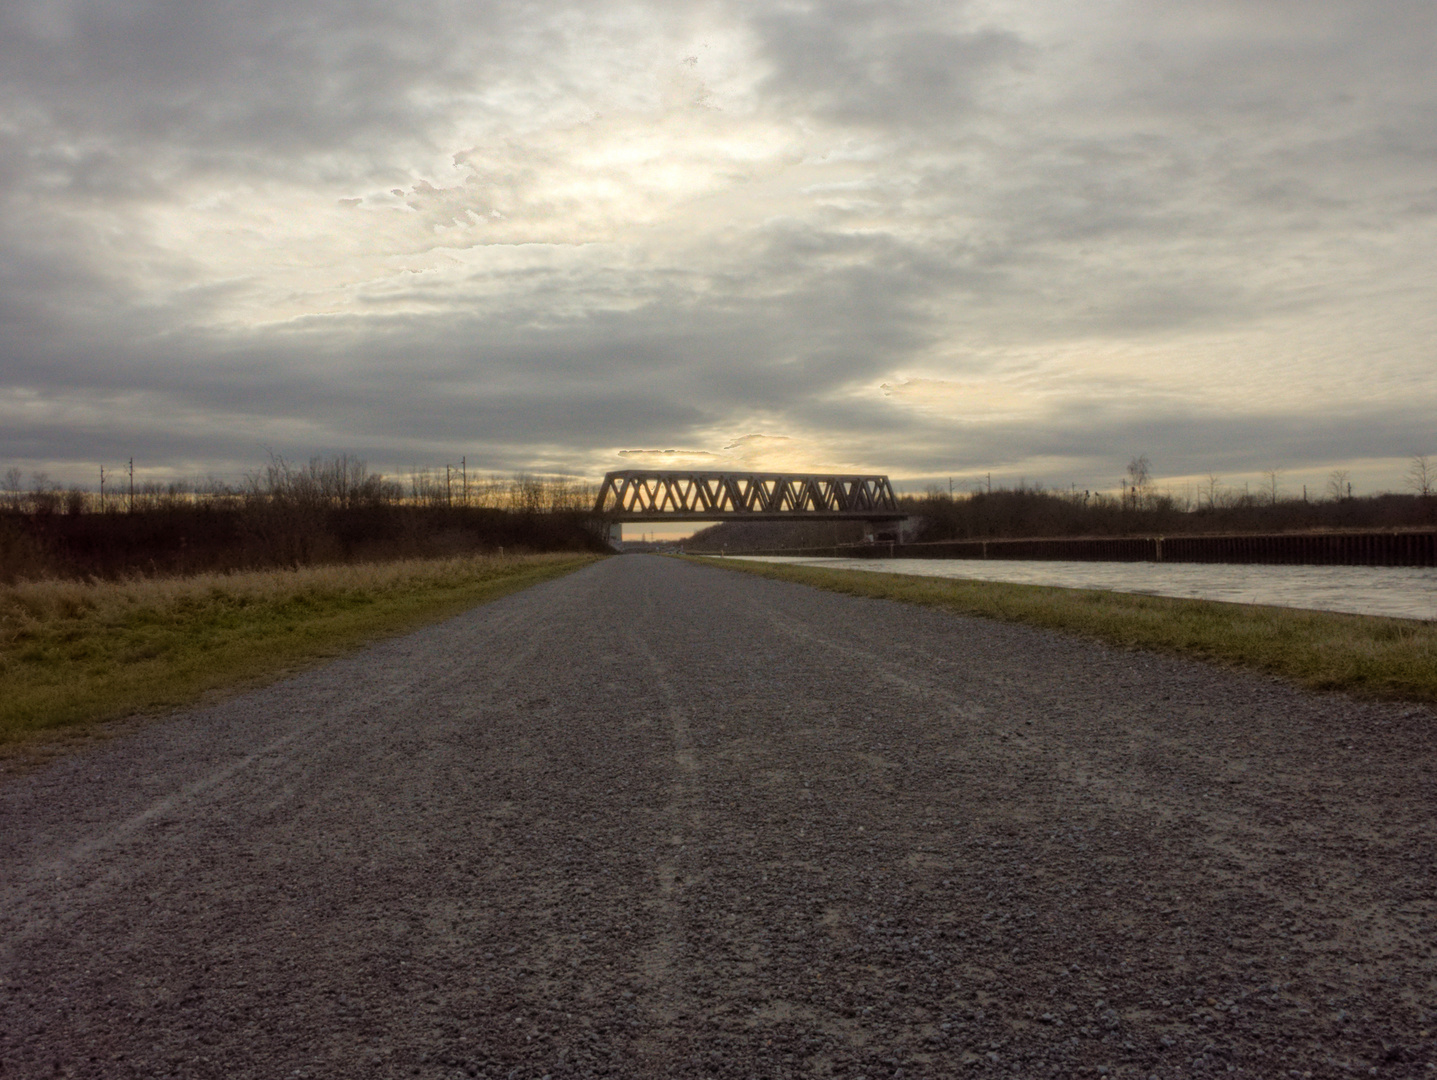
(752, 0), (1031, 130)
(0, 0), (1433, 494)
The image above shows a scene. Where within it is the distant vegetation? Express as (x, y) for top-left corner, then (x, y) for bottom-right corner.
(0, 456), (608, 582)
(904, 484), (1437, 543)
(689, 458), (1437, 552)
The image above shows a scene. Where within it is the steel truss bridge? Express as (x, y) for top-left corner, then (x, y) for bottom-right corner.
(593, 470), (904, 523)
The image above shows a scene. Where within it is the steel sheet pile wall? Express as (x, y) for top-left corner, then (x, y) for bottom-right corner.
(1156, 531), (1436, 566)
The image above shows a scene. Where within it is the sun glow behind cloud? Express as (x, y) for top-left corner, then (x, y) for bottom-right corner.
(95, 25), (826, 341)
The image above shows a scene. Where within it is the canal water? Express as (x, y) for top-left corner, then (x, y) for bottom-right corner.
(737, 556), (1437, 622)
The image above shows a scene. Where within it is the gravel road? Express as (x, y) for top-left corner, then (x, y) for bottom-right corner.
(2, 555), (1434, 1079)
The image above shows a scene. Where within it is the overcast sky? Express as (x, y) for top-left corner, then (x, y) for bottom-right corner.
(2, 0), (1433, 496)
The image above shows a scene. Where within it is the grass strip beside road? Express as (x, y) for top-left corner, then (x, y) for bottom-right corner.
(691, 556), (1437, 704)
(0, 553), (601, 747)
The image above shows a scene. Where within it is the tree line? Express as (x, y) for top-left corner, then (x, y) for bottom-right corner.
(2, 456), (597, 516)
(0, 456), (608, 582)
(906, 453), (1436, 542)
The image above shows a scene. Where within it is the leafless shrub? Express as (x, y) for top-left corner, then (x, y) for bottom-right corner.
(509, 474), (545, 513)
(30, 473), (62, 515)
(247, 454), (397, 509)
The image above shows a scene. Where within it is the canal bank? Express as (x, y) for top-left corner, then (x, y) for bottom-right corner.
(727, 556), (1437, 621)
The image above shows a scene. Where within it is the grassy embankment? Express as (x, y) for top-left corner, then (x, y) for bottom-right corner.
(1, 553), (600, 748)
(692, 557), (1437, 704)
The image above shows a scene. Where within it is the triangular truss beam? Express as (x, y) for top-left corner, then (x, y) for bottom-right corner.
(593, 471), (903, 522)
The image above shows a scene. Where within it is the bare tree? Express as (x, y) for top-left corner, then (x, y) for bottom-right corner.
(1408, 454), (1433, 498)
(29, 472), (61, 515)
(510, 474), (545, 513)
(3, 467), (21, 510)
(1201, 472), (1222, 509)
(1326, 469), (1351, 502)
(1126, 455), (1152, 509)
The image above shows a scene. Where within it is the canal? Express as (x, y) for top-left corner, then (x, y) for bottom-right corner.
(737, 556), (1437, 621)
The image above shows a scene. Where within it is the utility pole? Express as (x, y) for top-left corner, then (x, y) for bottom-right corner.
(99, 465), (105, 512)
(445, 464), (452, 506)
(986, 472), (991, 495)
(128, 457), (134, 513)
(461, 456), (467, 505)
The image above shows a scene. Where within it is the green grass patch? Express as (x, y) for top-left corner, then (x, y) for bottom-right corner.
(690, 556), (1437, 704)
(0, 553), (601, 747)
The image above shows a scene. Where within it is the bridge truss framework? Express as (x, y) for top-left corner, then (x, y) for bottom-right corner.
(593, 470), (903, 523)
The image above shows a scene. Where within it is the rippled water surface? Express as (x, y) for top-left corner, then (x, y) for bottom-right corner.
(736, 556), (1437, 621)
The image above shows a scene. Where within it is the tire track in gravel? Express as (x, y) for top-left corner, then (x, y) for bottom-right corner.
(758, 589), (1431, 941)
(628, 631), (702, 1057)
(2, 555), (1435, 1080)
(0, 597), (555, 960)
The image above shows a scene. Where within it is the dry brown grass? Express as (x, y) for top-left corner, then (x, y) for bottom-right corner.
(692, 556), (1437, 704)
(1, 555), (537, 634)
(1, 553), (600, 747)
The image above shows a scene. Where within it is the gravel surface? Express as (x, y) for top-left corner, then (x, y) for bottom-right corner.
(2, 554), (1434, 1079)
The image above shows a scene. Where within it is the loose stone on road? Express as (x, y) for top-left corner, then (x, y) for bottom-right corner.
(2, 555), (1434, 1078)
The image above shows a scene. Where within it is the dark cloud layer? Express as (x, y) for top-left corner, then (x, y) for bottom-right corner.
(1, 0), (1433, 493)
(753, 1), (1029, 129)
